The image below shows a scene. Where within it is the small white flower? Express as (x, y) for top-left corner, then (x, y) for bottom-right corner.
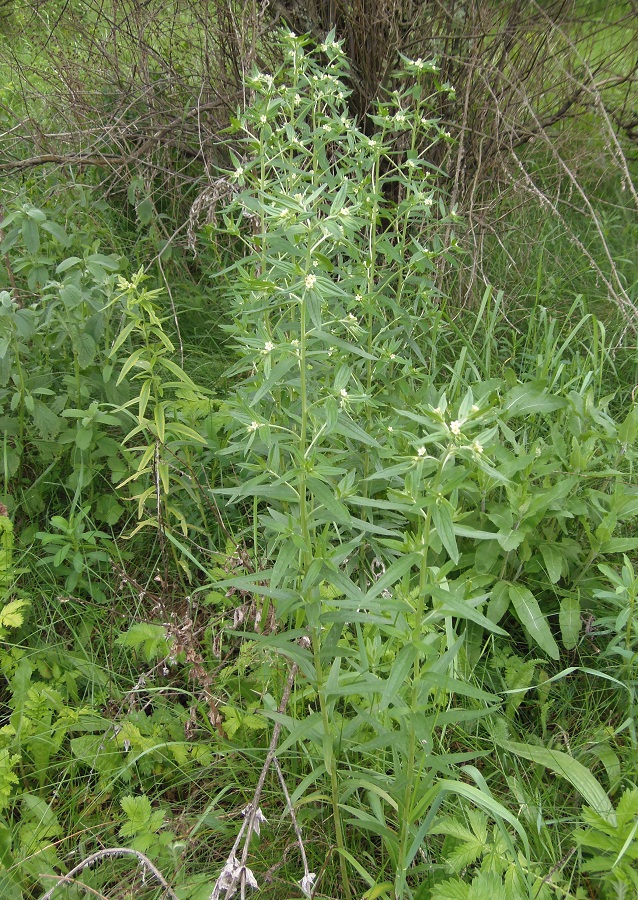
(340, 388), (348, 398)
(304, 273), (317, 289)
(417, 446), (426, 457)
(389, 353), (396, 359)
(279, 208), (289, 218)
(247, 421), (259, 432)
(368, 138), (377, 147)
(294, 93), (301, 105)
(449, 420), (461, 435)
(294, 193), (304, 203)
(395, 113), (406, 123)
(355, 293), (363, 303)
(340, 206), (350, 217)
(472, 441), (484, 455)
(322, 123), (331, 132)
(288, 30), (296, 39)
(320, 43), (327, 52)
(299, 872), (317, 898)
(471, 404), (479, 413)
(328, 346), (335, 356)
(264, 341), (274, 352)
(291, 339), (300, 346)
(407, 159), (416, 168)
(414, 57), (424, 69)
(259, 114), (267, 124)
(234, 166), (244, 179)
(346, 313), (357, 323)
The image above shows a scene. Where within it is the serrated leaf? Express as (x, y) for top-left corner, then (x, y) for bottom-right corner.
(75, 332), (96, 369)
(32, 400), (62, 439)
(508, 584), (559, 659)
(120, 794), (153, 836)
(0, 599), (28, 631)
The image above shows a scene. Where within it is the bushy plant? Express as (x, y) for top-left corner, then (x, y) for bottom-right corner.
(200, 30), (638, 898)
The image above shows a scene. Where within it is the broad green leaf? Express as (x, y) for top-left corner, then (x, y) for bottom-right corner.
(41, 221), (70, 246)
(559, 595), (581, 650)
(55, 257), (82, 273)
(508, 584), (559, 659)
(540, 543), (563, 584)
(75, 332), (96, 369)
(60, 283), (85, 309)
(486, 581), (510, 625)
(32, 400), (62, 439)
(503, 383), (565, 415)
(21, 218), (39, 254)
(136, 198), (154, 225)
(496, 736), (616, 825)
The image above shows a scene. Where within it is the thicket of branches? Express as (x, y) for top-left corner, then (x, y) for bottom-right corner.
(1, 0), (636, 320)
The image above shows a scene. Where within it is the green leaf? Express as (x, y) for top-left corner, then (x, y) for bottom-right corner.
(117, 623), (171, 661)
(503, 383), (565, 415)
(136, 198), (154, 225)
(559, 595), (580, 650)
(60, 283), (84, 309)
(495, 735), (616, 825)
(540, 543), (563, 584)
(21, 218), (39, 254)
(432, 501), (459, 563)
(379, 643), (416, 710)
(75, 426), (93, 451)
(41, 221), (70, 246)
(508, 584), (559, 659)
(55, 257), (82, 274)
(486, 582), (510, 625)
(32, 400), (62, 439)
(0, 599), (28, 632)
(75, 333), (96, 369)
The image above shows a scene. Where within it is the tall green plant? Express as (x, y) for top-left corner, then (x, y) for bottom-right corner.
(203, 30), (638, 898)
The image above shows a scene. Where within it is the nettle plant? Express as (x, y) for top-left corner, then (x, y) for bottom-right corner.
(207, 31), (638, 898)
